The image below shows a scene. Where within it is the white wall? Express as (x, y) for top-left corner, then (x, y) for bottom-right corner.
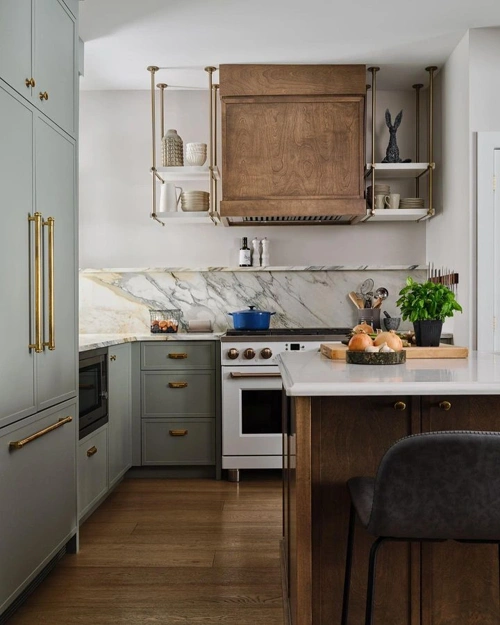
(79, 89), (426, 268)
(427, 32), (470, 346)
(469, 28), (500, 131)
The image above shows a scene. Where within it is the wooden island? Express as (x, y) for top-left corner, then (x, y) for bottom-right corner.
(278, 351), (500, 625)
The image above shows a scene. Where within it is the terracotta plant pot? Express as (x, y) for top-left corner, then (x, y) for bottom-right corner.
(413, 320), (443, 347)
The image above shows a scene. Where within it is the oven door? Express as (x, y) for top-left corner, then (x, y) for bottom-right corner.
(222, 365), (283, 457)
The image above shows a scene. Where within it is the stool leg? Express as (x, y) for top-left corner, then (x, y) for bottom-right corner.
(365, 537), (386, 625)
(341, 503), (356, 625)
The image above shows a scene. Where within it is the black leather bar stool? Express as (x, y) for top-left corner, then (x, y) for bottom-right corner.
(341, 430), (500, 625)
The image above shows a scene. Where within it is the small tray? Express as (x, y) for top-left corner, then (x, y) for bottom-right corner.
(346, 350), (406, 365)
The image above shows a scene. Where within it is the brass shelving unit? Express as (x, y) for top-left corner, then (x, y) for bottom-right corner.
(146, 66), (220, 226)
(362, 66), (437, 223)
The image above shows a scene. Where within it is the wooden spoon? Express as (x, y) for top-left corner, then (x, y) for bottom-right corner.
(348, 291), (364, 309)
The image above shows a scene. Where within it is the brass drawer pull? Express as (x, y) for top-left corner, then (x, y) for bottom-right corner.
(168, 353), (188, 359)
(25, 77), (35, 88)
(169, 429), (188, 437)
(439, 400), (452, 411)
(9, 416), (72, 450)
(110, 355), (117, 361)
(39, 91), (49, 101)
(394, 401), (407, 411)
(87, 445), (98, 457)
(169, 382), (188, 389)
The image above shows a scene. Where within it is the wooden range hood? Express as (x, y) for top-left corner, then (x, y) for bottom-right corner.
(219, 64), (366, 225)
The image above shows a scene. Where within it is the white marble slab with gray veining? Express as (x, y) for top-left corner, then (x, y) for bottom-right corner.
(80, 268), (426, 334)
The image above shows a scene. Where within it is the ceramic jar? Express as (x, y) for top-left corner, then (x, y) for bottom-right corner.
(162, 129), (184, 167)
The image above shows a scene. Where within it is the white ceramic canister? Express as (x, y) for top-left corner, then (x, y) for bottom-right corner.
(159, 183), (182, 212)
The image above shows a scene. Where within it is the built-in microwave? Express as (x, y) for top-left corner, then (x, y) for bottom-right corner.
(79, 347), (108, 440)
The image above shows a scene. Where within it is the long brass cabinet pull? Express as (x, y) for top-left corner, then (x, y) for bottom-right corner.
(169, 430), (188, 436)
(87, 446), (98, 457)
(28, 213), (43, 352)
(168, 353), (188, 359)
(169, 382), (188, 389)
(439, 400), (452, 411)
(43, 217), (55, 350)
(9, 416), (72, 450)
(394, 401), (407, 411)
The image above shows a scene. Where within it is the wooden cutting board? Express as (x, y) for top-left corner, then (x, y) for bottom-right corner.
(320, 343), (469, 360)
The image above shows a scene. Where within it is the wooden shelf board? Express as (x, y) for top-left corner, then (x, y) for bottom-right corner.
(365, 163), (430, 179)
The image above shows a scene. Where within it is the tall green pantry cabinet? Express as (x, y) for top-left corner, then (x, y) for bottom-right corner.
(0, 0), (79, 618)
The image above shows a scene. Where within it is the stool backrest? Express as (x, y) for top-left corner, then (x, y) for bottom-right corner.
(368, 431), (500, 540)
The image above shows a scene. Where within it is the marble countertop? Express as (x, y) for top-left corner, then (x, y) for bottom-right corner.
(79, 333), (223, 352)
(278, 351), (500, 397)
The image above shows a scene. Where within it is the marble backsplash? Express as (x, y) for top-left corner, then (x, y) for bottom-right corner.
(79, 267), (427, 334)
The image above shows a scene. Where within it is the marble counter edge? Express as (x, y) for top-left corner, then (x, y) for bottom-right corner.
(79, 333), (223, 352)
(80, 265), (426, 274)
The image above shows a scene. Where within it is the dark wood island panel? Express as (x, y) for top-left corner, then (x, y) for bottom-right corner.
(283, 395), (500, 625)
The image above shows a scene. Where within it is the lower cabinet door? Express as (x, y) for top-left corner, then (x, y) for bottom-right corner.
(142, 419), (215, 465)
(0, 401), (77, 615)
(78, 426), (108, 520)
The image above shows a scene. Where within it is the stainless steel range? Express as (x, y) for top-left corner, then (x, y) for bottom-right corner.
(221, 328), (351, 481)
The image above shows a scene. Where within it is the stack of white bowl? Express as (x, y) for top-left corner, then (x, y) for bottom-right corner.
(400, 197), (425, 209)
(185, 143), (207, 166)
(180, 190), (210, 212)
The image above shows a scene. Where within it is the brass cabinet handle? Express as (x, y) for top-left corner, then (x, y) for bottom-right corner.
(168, 382), (188, 389)
(43, 217), (55, 350)
(439, 400), (452, 411)
(9, 416), (72, 450)
(110, 355), (117, 361)
(39, 91), (49, 101)
(25, 77), (35, 88)
(394, 401), (407, 411)
(87, 445), (98, 457)
(169, 429), (188, 436)
(28, 213), (43, 352)
(168, 353), (188, 359)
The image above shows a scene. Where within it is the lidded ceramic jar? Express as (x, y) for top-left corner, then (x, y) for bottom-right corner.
(162, 129), (184, 167)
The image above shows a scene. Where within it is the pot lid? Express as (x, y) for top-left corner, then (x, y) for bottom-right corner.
(229, 305), (275, 315)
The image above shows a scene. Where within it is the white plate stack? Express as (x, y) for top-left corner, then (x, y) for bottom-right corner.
(180, 190), (210, 212)
(400, 197), (425, 209)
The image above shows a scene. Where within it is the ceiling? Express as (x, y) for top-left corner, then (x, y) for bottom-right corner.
(79, 0), (500, 91)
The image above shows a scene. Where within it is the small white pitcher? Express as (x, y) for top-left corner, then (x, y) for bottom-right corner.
(159, 183), (183, 212)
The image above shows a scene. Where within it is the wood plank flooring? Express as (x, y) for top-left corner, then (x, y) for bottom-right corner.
(8, 474), (284, 624)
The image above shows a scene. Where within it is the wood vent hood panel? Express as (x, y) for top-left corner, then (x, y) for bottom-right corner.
(220, 64), (366, 224)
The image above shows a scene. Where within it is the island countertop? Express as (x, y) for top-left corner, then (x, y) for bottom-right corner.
(277, 350), (500, 396)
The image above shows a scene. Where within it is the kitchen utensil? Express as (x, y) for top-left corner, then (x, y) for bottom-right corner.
(382, 317), (401, 331)
(372, 298), (382, 308)
(360, 278), (374, 295)
(383, 310), (391, 318)
(348, 291), (364, 309)
(228, 305), (276, 330)
(375, 286), (389, 301)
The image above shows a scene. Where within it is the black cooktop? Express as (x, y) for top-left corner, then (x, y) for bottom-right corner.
(225, 327), (352, 337)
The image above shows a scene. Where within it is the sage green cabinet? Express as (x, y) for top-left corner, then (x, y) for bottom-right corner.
(0, 400), (77, 615)
(108, 343), (132, 488)
(140, 341), (217, 466)
(0, 0), (76, 137)
(78, 426), (108, 521)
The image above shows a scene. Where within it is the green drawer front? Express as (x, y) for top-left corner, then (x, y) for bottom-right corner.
(142, 419), (215, 465)
(141, 342), (215, 370)
(142, 371), (215, 418)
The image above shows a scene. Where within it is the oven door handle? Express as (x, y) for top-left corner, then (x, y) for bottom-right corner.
(230, 372), (282, 379)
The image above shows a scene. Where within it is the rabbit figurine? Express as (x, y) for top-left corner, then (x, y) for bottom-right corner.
(381, 109), (411, 164)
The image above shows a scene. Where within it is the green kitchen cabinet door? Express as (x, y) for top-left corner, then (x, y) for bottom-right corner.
(0, 83), (37, 428)
(0, 0), (33, 98)
(35, 115), (77, 411)
(108, 343), (132, 488)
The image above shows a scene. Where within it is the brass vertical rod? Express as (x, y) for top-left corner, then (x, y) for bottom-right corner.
(157, 83), (168, 142)
(43, 217), (55, 350)
(28, 212), (43, 352)
(413, 83), (423, 197)
(368, 67), (380, 213)
(213, 83), (219, 219)
(147, 66), (163, 225)
(205, 66), (216, 216)
(426, 66), (437, 214)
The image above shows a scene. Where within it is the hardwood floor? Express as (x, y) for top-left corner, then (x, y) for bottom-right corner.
(9, 474), (284, 624)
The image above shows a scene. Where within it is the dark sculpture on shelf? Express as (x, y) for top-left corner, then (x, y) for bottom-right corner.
(382, 109), (411, 163)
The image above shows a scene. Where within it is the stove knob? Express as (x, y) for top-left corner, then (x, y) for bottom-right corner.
(260, 348), (273, 360)
(243, 348), (256, 360)
(227, 348), (239, 360)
